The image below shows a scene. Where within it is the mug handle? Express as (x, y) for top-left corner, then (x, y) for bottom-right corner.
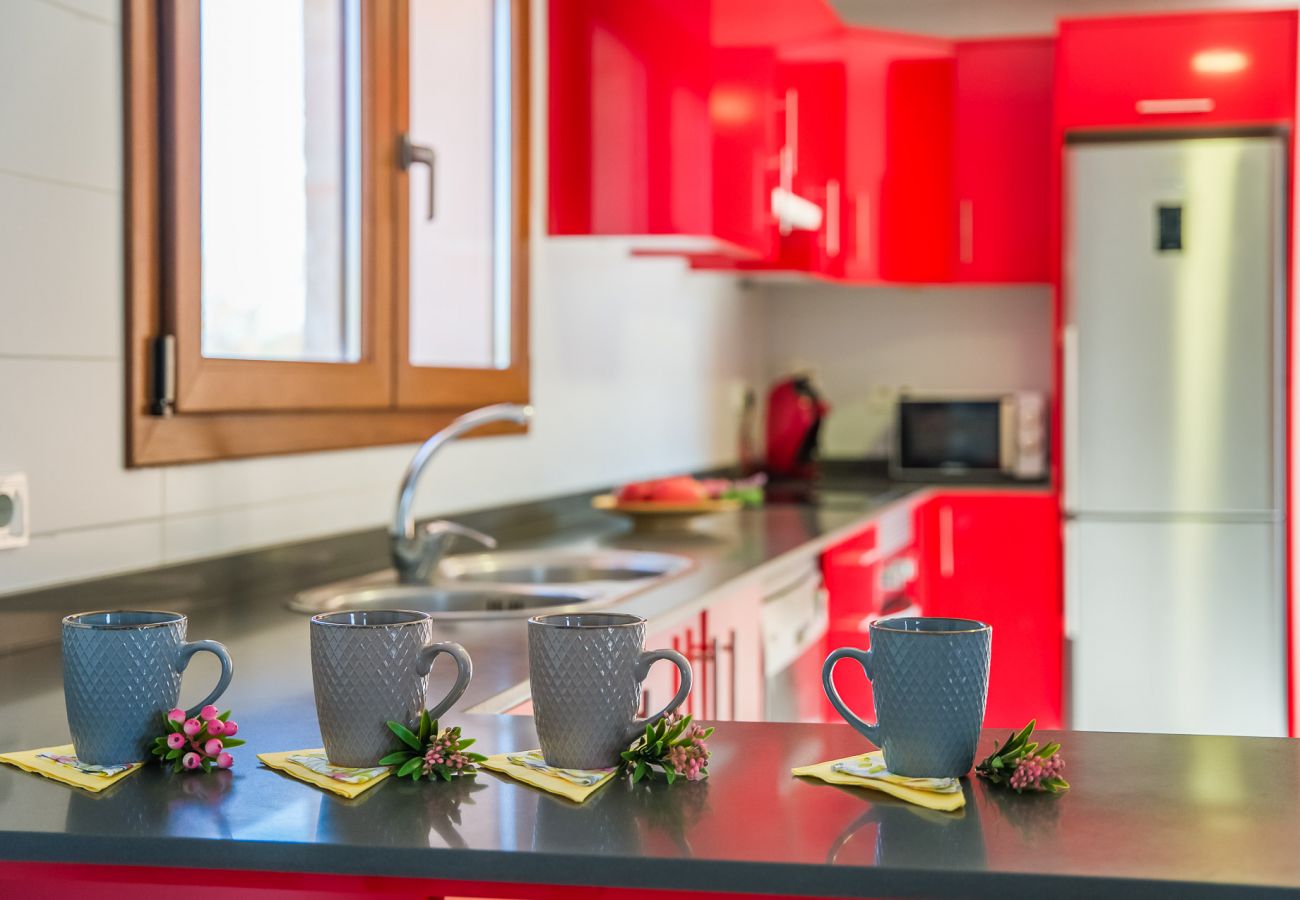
(417, 641), (473, 720)
(177, 640), (235, 718)
(822, 647), (880, 746)
(624, 648), (693, 745)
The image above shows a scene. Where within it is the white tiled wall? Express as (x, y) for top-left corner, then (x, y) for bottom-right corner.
(0, 0), (767, 595)
(763, 283), (1054, 458)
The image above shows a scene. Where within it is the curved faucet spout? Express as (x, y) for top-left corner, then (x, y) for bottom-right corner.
(390, 402), (534, 583)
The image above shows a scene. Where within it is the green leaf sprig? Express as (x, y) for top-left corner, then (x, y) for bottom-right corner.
(379, 710), (486, 782)
(620, 713), (712, 784)
(975, 719), (1068, 794)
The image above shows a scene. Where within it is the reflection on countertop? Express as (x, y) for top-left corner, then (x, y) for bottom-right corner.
(4, 714), (1300, 898)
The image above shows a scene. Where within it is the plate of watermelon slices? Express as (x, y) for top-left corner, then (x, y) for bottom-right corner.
(592, 475), (764, 529)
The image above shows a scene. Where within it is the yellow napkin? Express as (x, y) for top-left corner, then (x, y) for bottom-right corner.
(792, 750), (966, 812)
(257, 749), (391, 799)
(0, 744), (144, 793)
(480, 750), (617, 803)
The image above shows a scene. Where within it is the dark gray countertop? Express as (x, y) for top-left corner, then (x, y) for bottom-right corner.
(3, 713), (1300, 899)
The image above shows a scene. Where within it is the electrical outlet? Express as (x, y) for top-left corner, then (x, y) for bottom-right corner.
(0, 473), (30, 550)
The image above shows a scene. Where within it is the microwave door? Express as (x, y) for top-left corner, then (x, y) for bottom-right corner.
(894, 400), (1002, 479)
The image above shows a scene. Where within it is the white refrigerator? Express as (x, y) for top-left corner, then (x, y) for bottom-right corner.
(1064, 136), (1287, 736)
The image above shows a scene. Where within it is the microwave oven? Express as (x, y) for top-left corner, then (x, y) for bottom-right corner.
(890, 393), (1047, 481)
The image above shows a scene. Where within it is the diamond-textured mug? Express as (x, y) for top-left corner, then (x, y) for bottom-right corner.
(310, 609), (472, 767)
(62, 610), (234, 766)
(823, 617), (990, 777)
(528, 613), (692, 769)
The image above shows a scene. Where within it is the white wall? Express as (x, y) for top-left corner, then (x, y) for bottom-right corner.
(762, 284), (1054, 457)
(0, 0), (766, 595)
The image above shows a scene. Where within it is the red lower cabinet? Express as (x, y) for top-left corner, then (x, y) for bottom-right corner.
(645, 586), (764, 724)
(917, 491), (1063, 729)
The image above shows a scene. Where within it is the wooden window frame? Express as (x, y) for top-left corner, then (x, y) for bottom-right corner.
(125, 0), (531, 466)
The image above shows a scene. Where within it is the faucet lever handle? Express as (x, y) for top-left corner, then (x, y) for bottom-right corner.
(422, 520), (497, 551)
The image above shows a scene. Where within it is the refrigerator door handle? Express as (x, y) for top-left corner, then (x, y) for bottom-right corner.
(1062, 324), (1079, 512)
(1063, 521), (1080, 642)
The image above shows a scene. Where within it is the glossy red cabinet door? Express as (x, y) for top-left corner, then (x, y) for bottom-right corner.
(1056, 10), (1298, 131)
(768, 29), (954, 282)
(769, 56), (847, 274)
(549, 0), (848, 259)
(822, 523), (879, 626)
(874, 53), (954, 282)
(952, 37), (1053, 283)
(918, 491), (1063, 729)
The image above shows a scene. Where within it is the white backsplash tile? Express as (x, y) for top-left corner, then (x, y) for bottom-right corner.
(0, 520), (162, 595)
(162, 488), (395, 565)
(161, 444), (417, 518)
(0, 171), (121, 359)
(37, 0), (119, 26)
(0, 358), (163, 534)
(0, 0), (120, 191)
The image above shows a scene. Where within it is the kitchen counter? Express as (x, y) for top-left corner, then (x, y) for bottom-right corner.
(3, 714), (1300, 899)
(0, 482), (916, 751)
(0, 475), (1087, 899)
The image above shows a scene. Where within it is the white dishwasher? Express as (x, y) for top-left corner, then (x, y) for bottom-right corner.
(760, 563), (830, 722)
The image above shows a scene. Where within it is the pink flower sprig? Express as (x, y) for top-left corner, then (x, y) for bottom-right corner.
(621, 713), (712, 784)
(379, 710), (485, 782)
(150, 705), (245, 774)
(976, 719), (1069, 794)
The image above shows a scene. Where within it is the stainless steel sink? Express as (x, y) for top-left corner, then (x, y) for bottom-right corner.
(437, 549), (692, 586)
(289, 549), (692, 619)
(289, 581), (601, 619)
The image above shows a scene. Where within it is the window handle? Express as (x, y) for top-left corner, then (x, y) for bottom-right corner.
(399, 133), (436, 221)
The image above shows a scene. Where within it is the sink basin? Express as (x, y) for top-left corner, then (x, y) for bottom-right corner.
(289, 549), (692, 619)
(437, 549), (692, 586)
(289, 582), (601, 620)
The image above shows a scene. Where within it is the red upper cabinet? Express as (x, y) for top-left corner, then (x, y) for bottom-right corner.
(772, 29), (954, 283)
(548, 0), (840, 259)
(870, 44), (954, 283)
(952, 37), (1054, 283)
(766, 55), (848, 274)
(1056, 10), (1298, 131)
(709, 27), (955, 282)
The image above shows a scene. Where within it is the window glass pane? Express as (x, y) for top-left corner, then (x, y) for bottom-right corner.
(199, 0), (361, 363)
(407, 0), (511, 370)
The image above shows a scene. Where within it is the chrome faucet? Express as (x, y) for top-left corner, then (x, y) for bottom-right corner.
(390, 403), (535, 584)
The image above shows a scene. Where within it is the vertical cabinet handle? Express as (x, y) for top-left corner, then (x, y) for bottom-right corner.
(777, 88), (799, 236)
(959, 199), (973, 265)
(825, 179), (841, 258)
(1063, 325), (1079, 510)
(398, 133), (436, 221)
(723, 631), (737, 721)
(785, 88), (799, 181)
(856, 191), (871, 267)
(939, 505), (956, 578)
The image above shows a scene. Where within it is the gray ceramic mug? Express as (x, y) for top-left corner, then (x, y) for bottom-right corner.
(528, 613), (692, 769)
(822, 617), (991, 777)
(62, 610), (234, 765)
(310, 610), (472, 767)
